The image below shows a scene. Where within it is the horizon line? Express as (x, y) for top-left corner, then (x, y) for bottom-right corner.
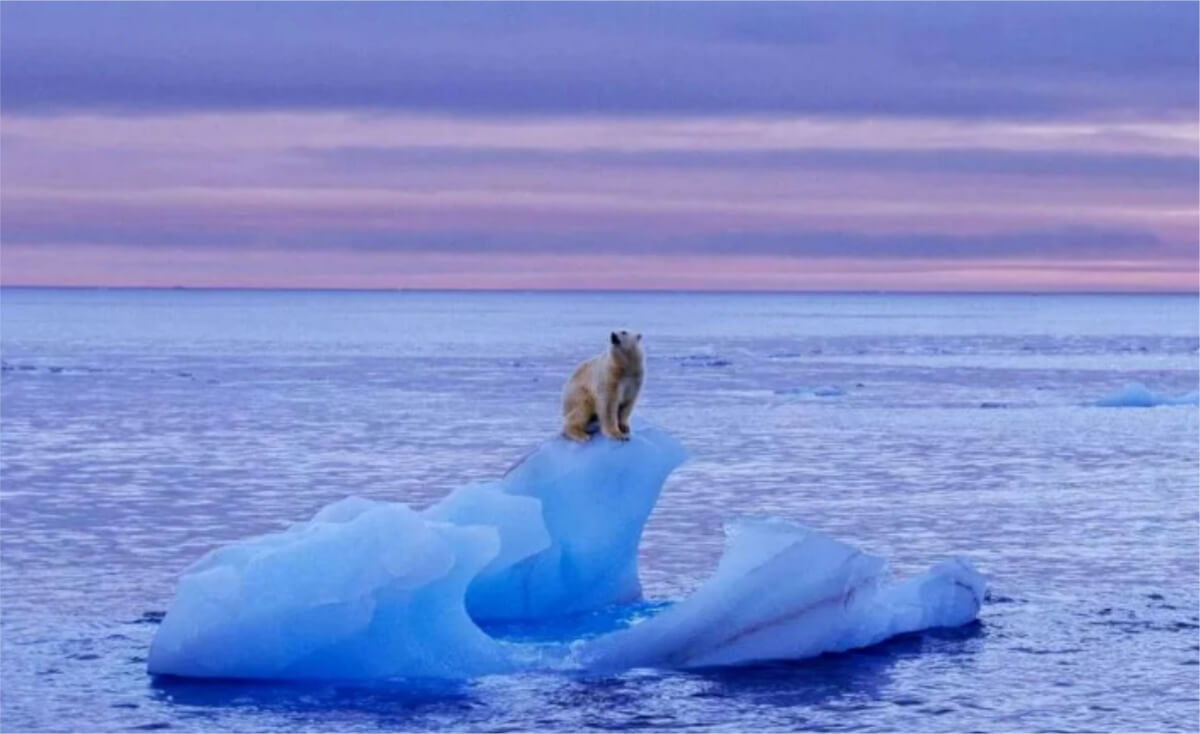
(2, 284), (1197, 297)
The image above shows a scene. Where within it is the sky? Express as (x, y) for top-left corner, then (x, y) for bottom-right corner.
(1, 1), (1197, 291)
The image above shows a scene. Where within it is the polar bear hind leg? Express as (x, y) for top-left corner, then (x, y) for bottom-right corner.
(563, 396), (595, 442)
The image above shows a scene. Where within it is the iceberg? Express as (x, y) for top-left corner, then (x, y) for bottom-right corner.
(1094, 382), (1199, 408)
(148, 426), (685, 679)
(148, 425), (985, 681)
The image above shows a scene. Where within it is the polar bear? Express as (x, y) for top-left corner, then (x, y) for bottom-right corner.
(562, 330), (644, 442)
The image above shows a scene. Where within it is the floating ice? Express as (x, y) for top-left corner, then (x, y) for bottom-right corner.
(1094, 382), (1199, 408)
(775, 385), (846, 397)
(147, 498), (516, 680)
(675, 347), (733, 368)
(678, 355), (732, 368)
(148, 426), (684, 679)
(580, 518), (984, 670)
(148, 425), (985, 681)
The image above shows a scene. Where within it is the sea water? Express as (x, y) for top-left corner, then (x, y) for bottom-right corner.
(1, 289), (1197, 732)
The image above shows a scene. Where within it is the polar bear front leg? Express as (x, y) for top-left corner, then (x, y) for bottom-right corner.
(617, 399), (634, 437)
(598, 383), (627, 440)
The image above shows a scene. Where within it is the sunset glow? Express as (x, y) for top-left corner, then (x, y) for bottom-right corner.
(1, 2), (1196, 291)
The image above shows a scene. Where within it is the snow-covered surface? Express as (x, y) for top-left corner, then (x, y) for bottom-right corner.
(148, 426), (983, 681)
(1094, 382), (1199, 408)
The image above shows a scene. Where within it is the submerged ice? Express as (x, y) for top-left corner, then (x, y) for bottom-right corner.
(148, 425), (985, 681)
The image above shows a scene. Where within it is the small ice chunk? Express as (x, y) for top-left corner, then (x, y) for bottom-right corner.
(1095, 382), (1199, 408)
(774, 385), (845, 397)
(677, 352), (733, 367)
(812, 385), (845, 397)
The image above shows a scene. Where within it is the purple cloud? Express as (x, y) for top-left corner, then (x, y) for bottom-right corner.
(1, 2), (1195, 119)
(295, 146), (1199, 187)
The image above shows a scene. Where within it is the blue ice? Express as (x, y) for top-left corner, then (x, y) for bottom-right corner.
(581, 518), (985, 670)
(147, 425), (985, 680)
(775, 385), (846, 397)
(431, 425), (686, 621)
(1095, 382), (1199, 408)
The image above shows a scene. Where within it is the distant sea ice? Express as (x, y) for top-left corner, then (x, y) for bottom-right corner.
(774, 385), (846, 397)
(1094, 382), (1199, 408)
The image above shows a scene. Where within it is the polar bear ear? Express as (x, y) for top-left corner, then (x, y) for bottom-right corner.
(636, 333), (642, 342)
(610, 331), (620, 346)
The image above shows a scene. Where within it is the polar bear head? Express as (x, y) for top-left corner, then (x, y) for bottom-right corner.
(609, 329), (644, 363)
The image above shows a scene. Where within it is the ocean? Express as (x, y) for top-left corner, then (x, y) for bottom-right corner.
(1, 288), (1197, 732)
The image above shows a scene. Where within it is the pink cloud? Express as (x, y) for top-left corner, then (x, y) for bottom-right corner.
(2, 111), (1195, 290)
(3, 245), (1195, 292)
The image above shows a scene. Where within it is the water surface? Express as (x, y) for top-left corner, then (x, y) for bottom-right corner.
(2, 289), (1197, 732)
